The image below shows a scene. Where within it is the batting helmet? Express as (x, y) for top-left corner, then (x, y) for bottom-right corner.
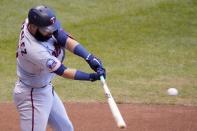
(28, 5), (60, 33)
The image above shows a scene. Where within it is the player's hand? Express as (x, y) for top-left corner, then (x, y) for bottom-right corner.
(97, 67), (106, 79)
(86, 54), (103, 72)
(89, 67), (106, 82)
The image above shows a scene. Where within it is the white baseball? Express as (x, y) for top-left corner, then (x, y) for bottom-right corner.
(167, 88), (178, 96)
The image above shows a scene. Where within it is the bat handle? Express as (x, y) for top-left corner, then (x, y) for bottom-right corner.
(100, 75), (111, 96)
(100, 75), (105, 83)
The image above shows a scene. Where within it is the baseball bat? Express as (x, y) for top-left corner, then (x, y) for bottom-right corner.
(100, 76), (126, 129)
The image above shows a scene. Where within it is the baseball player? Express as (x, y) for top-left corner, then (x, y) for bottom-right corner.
(13, 5), (106, 131)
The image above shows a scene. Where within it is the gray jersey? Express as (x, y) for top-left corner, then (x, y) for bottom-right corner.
(16, 19), (65, 88)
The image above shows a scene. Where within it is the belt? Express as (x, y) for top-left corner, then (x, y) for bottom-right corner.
(19, 80), (49, 88)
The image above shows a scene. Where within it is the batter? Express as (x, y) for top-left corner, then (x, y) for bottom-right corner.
(13, 5), (106, 131)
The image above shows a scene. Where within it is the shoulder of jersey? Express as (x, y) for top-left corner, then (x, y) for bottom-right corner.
(25, 37), (48, 54)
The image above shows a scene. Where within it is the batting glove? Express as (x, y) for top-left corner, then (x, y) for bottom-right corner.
(97, 67), (106, 79)
(89, 67), (106, 82)
(86, 54), (103, 72)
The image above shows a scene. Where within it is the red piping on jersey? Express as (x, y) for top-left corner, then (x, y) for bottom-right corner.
(31, 88), (34, 131)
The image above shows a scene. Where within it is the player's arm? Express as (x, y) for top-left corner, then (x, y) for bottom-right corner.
(53, 63), (105, 81)
(53, 29), (105, 73)
(66, 37), (104, 72)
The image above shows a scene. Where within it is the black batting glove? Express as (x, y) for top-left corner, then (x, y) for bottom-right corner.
(97, 67), (106, 79)
(86, 54), (103, 72)
(89, 67), (106, 82)
(89, 73), (99, 82)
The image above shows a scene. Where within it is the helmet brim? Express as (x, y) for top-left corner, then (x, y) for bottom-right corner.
(39, 20), (60, 34)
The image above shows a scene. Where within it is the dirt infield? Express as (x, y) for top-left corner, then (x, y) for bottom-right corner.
(0, 103), (197, 131)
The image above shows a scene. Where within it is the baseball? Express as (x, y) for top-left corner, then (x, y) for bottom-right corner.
(167, 88), (178, 96)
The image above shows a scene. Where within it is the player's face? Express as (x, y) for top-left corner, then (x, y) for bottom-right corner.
(38, 28), (53, 37)
(38, 24), (57, 37)
(34, 28), (53, 42)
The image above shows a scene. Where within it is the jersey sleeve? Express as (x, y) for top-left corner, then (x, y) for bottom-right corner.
(53, 29), (68, 48)
(25, 44), (61, 72)
(45, 56), (61, 72)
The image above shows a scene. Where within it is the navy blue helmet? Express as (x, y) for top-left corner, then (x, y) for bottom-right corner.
(28, 5), (60, 33)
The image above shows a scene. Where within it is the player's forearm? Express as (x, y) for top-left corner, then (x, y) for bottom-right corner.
(66, 38), (90, 59)
(61, 68), (92, 81)
(65, 38), (79, 52)
(73, 44), (90, 59)
(53, 64), (97, 81)
(61, 68), (76, 79)
(54, 29), (90, 59)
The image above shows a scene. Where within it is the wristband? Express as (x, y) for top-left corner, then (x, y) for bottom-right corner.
(54, 64), (67, 76)
(74, 70), (91, 81)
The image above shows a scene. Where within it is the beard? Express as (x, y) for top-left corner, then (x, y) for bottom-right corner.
(34, 29), (52, 42)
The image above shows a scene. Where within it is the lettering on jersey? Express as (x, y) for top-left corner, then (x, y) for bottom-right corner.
(46, 59), (57, 71)
(21, 21), (25, 30)
(20, 42), (27, 56)
(20, 31), (25, 40)
(16, 22), (27, 58)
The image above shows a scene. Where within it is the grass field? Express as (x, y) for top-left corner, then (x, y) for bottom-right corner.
(0, 0), (196, 105)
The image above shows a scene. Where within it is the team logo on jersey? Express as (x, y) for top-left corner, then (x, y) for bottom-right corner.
(46, 59), (57, 70)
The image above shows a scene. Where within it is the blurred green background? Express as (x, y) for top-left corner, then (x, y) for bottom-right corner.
(0, 0), (196, 105)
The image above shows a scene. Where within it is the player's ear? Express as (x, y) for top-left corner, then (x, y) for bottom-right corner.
(28, 23), (38, 34)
